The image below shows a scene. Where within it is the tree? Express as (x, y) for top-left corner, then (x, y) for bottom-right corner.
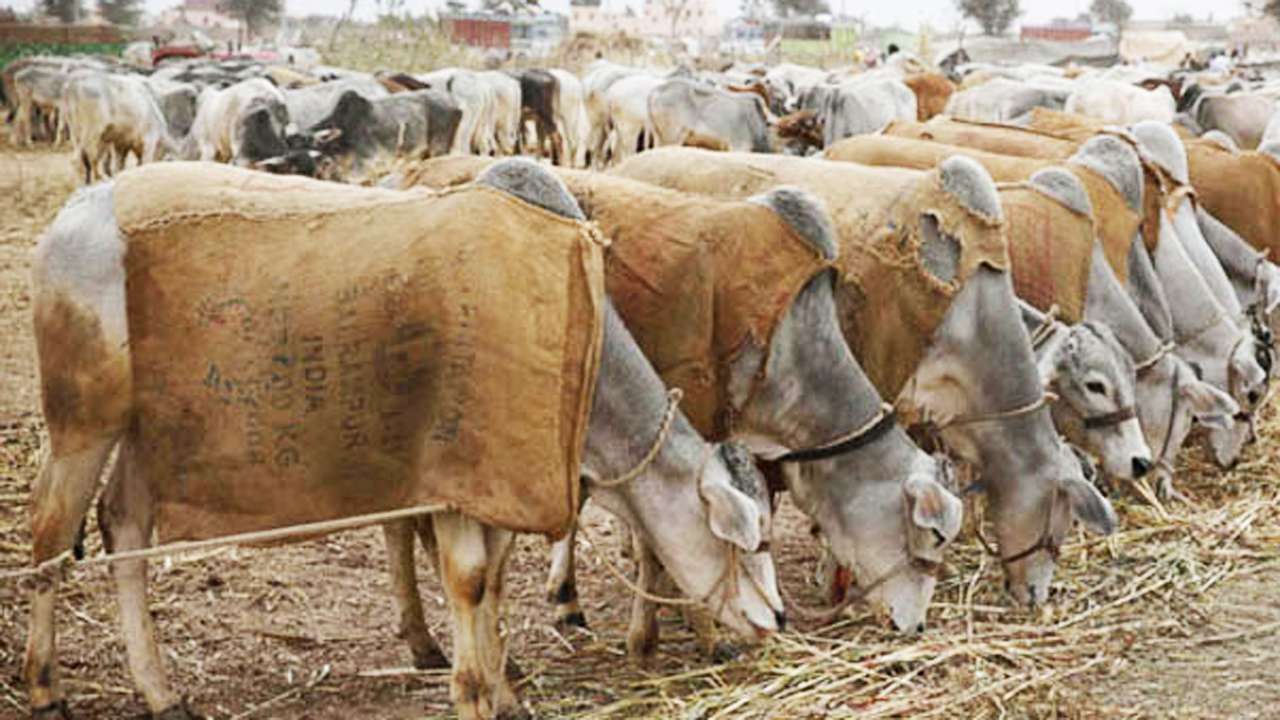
(41, 0), (82, 23)
(955, 0), (1020, 36)
(1170, 12), (1194, 25)
(770, 0), (829, 19)
(218, 0), (282, 38)
(1089, 0), (1132, 28)
(97, 0), (140, 25)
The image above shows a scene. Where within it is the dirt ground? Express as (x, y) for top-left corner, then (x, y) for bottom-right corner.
(1, 141), (1278, 720)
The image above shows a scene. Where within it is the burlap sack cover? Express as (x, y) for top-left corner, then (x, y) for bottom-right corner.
(402, 157), (833, 435)
(113, 162), (605, 541)
(1028, 108), (1280, 260)
(612, 151), (1008, 398)
(827, 135), (1142, 282)
(890, 116), (1172, 253)
(885, 118), (1076, 159)
(1184, 141), (1280, 261)
(998, 184), (1096, 323)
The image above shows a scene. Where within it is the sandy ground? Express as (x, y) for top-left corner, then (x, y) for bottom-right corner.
(1, 141), (1278, 719)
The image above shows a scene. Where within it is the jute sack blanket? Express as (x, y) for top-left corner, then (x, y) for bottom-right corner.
(402, 157), (833, 436)
(826, 135), (1139, 283)
(1025, 108), (1280, 261)
(998, 183), (1097, 324)
(611, 149), (1008, 399)
(885, 118), (1077, 159)
(885, 117), (1170, 255)
(115, 162), (605, 542)
(1184, 141), (1280, 261)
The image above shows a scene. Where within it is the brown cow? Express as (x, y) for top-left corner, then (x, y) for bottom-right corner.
(903, 72), (956, 121)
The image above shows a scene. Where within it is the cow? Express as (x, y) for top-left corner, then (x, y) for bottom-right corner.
(944, 77), (1071, 124)
(602, 72), (665, 165)
(143, 77), (198, 139)
(581, 61), (642, 168)
(800, 78), (916, 147)
(61, 71), (184, 184)
(187, 77), (288, 163)
(282, 74), (388, 130)
(294, 88), (461, 179)
(1191, 92), (1277, 150)
(416, 68), (496, 156)
(647, 78), (772, 153)
(763, 62), (828, 113)
(23, 158), (783, 720)
(825, 131), (1267, 470)
(903, 72), (956, 121)
(392, 158), (966, 657)
(11, 64), (68, 146)
(548, 68), (590, 167)
(1064, 79), (1176, 124)
(511, 69), (561, 162)
(479, 70), (521, 155)
(613, 148), (1117, 608)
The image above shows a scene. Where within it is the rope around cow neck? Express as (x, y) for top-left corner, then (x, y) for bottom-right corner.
(590, 388), (684, 488)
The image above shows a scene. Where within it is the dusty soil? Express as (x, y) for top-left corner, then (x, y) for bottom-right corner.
(1, 141), (1278, 720)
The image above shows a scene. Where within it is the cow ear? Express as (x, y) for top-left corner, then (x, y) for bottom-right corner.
(1181, 378), (1237, 430)
(699, 453), (763, 553)
(251, 156), (289, 173)
(903, 476), (963, 544)
(313, 128), (343, 146)
(1060, 476), (1117, 535)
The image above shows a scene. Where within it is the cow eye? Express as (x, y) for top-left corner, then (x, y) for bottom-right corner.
(1085, 381), (1106, 396)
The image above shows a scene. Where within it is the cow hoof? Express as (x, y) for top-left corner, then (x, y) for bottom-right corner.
(555, 611), (588, 631)
(152, 700), (202, 720)
(411, 645), (450, 670)
(496, 705), (532, 720)
(31, 699), (73, 719)
(709, 641), (743, 664)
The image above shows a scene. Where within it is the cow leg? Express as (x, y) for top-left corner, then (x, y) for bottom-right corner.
(476, 523), (521, 715)
(549, 128), (564, 167)
(625, 534), (661, 663)
(680, 600), (741, 663)
(25, 438), (116, 716)
(101, 443), (192, 717)
(434, 512), (523, 720)
(545, 487), (587, 630)
(545, 524), (586, 630)
(382, 520), (449, 670)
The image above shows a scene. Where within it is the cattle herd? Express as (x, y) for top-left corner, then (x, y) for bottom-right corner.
(6, 45), (1280, 720)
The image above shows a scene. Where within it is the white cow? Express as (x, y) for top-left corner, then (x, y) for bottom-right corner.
(417, 68), (496, 155)
(62, 71), (181, 184)
(187, 78), (287, 162)
(1065, 79), (1175, 124)
(549, 68), (590, 167)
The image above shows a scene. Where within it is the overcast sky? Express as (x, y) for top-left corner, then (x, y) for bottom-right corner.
(11, 0), (1254, 31)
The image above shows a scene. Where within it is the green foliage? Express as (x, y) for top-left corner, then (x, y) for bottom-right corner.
(97, 0), (141, 25)
(0, 42), (124, 71)
(955, 0), (1020, 36)
(770, 0), (830, 19)
(218, 0), (283, 35)
(40, 0), (83, 23)
(1090, 0), (1132, 27)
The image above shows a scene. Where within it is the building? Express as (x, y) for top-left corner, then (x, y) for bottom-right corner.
(1020, 18), (1094, 43)
(157, 0), (238, 31)
(440, 11), (569, 56)
(570, 0), (722, 40)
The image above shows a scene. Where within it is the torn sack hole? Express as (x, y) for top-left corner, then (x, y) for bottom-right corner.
(919, 214), (961, 285)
